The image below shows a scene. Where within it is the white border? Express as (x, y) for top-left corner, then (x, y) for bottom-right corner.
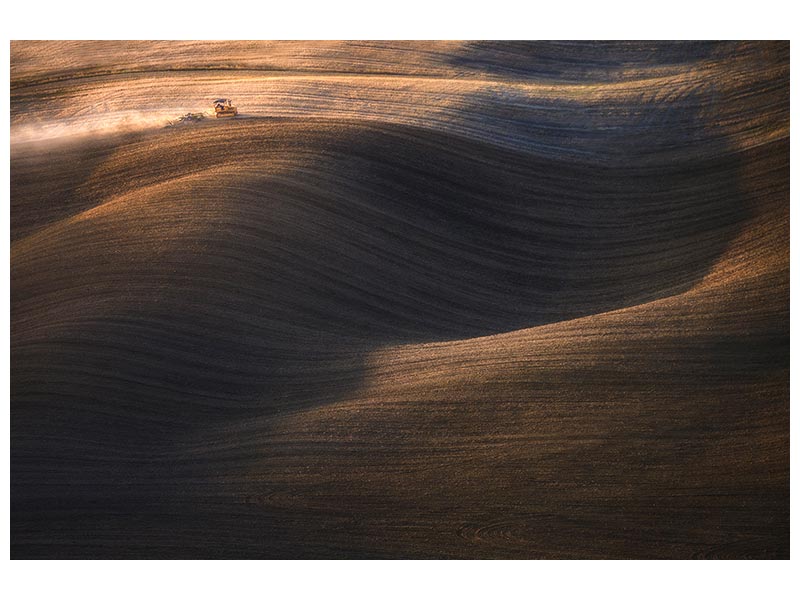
(4, 559), (799, 598)
(0, 1), (796, 39)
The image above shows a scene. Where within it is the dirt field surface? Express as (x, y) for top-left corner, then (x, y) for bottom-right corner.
(11, 41), (789, 559)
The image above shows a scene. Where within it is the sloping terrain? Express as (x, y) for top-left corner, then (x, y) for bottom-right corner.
(10, 41), (789, 558)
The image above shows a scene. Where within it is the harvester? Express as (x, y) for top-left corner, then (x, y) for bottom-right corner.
(213, 98), (238, 118)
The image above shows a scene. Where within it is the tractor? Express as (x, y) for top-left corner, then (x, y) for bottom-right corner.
(213, 98), (238, 118)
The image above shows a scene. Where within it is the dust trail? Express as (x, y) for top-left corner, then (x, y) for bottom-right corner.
(10, 110), (186, 144)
